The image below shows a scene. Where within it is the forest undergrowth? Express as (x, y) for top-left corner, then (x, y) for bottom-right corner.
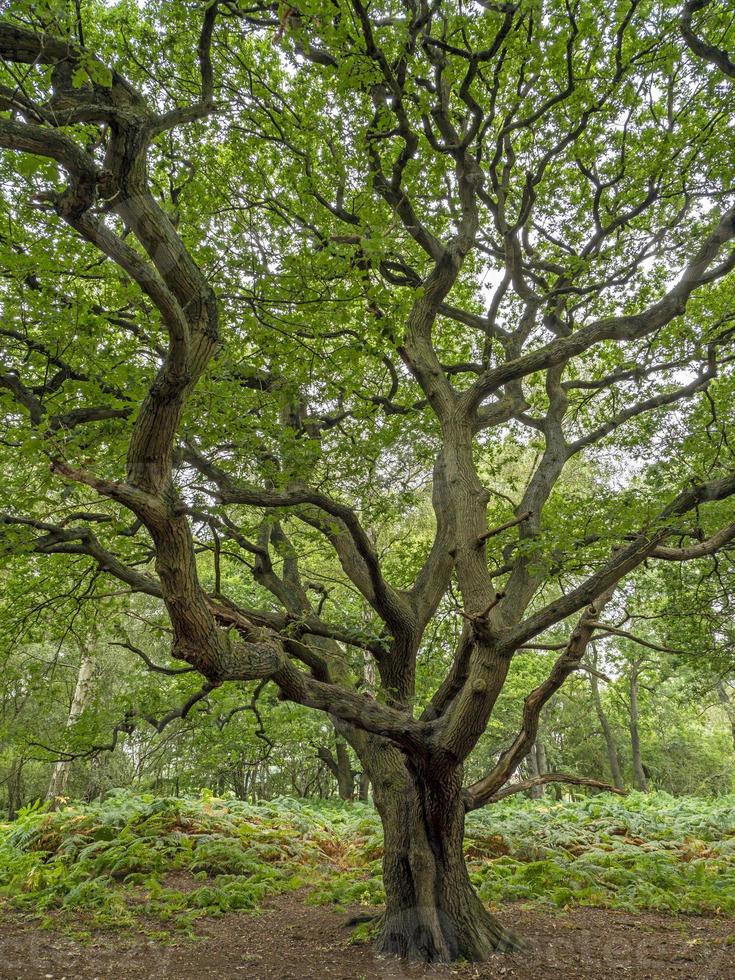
(1, 791), (734, 943)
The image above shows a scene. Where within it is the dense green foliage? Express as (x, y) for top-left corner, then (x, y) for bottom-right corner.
(2, 791), (735, 940)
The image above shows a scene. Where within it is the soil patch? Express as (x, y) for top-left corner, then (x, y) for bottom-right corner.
(1, 894), (733, 979)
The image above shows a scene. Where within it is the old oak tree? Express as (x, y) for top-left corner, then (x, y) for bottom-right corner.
(1, 0), (735, 962)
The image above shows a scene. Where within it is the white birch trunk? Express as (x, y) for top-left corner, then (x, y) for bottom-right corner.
(46, 639), (95, 805)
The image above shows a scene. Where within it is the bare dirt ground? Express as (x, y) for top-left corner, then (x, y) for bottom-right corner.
(1, 893), (734, 980)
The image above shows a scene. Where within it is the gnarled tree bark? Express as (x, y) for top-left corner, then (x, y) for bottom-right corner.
(365, 742), (520, 960)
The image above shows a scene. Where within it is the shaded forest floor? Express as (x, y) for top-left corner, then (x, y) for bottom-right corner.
(1, 891), (735, 979)
(3, 792), (735, 977)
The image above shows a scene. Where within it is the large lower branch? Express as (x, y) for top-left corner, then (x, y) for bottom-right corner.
(465, 584), (617, 809)
(467, 772), (627, 809)
(0, 512), (386, 657)
(508, 470), (735, 648)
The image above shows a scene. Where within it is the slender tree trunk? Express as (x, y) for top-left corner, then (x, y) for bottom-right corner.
(317, 738), (356, 801)
(6, 758), (24, 820)
(358, 771), (370, 801)
(526, 742), (542, 799)
(46, 640), (95, 807)
(628, 673), (647, 791)
(367, 744), (519, 961)
(532, 743), (547, 799)
(525, 742), (547, 799)
(716, 682), (735, 751)
(335, 738), (355, 800)
(589, 672), (625, 789)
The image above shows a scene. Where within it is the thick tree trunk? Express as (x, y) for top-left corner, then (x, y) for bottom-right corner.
(589, 671), (625, 789)
(629, 674), (647, 791)
(370, 750), (519, 962)
(46, 640), (95, 807)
